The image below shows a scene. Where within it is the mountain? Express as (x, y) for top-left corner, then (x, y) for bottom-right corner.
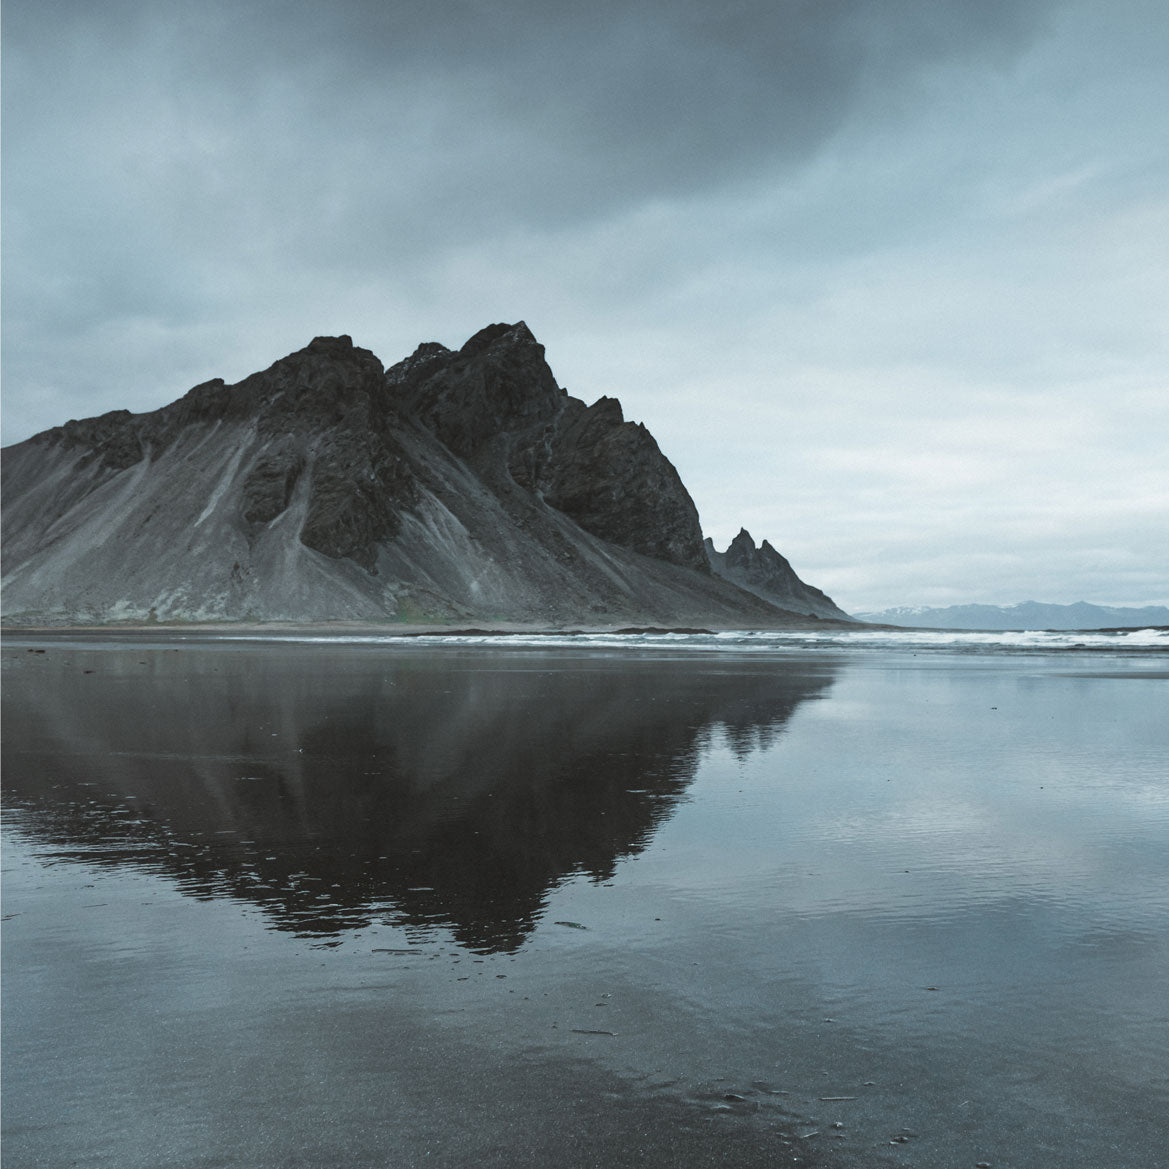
(705, 529), (852, 621)
(851, 601), (1169, 630)
(1, 323), (839, 628)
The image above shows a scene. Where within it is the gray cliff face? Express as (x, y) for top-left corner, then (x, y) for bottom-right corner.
(1, 324), (833, 626)
(534, 396), (708, 570)
(390, 323), (707, 571)
(705, 529), (853, 621)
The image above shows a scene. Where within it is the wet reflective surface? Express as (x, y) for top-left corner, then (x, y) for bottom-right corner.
(1, 644), (834, 951)
(3, 637), (1168, 1168)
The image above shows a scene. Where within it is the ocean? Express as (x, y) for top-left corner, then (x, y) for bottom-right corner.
(2, 631), (1166, 1168)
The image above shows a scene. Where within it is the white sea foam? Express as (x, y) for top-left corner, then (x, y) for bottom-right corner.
(208, 626), (1169, 653)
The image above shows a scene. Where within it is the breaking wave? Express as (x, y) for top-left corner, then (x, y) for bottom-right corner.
(214, 626), (1169, 654)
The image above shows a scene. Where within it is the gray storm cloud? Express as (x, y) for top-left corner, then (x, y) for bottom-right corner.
(2, 0), (1061, 405)
(4, 0), (1057, 258)
(3, 0), (1166, 609)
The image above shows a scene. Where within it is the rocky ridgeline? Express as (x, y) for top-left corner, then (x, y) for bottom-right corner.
(704, 529), (851, 621)
(1, 323), (847, 626)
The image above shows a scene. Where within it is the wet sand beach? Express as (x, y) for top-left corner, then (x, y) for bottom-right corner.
(3, 633), (1167, 1167)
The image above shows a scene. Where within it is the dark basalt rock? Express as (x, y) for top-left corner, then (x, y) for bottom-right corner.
(1, 322), (842, 626)
(397, 321), (562, 462)
(458, 322), (524, 357)
(706, 529), (851, 621)
(394, 322), (708, 570)
(236, 337), (416, 567)
(535, 397), (708, 571)
(166, 379), (233, 426)
(240, 448), (304, 525)
(299, 429), (415, 570)
(51, 410), (145, 471)
(385, 341), (451, 386)
(251, 335), (387, 431)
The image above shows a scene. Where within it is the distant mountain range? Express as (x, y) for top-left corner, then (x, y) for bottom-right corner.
(1, 322), (846, 627)
(852, 601), (1169, 631)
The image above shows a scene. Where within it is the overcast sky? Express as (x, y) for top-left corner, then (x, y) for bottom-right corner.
(3, 0), (1167, 611)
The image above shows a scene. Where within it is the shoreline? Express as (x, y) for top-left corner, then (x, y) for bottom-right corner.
(3, 619), (1163, 640)
(0, 617), (865, 638)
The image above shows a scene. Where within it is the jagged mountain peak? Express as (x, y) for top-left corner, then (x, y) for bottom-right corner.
(385, 341), (451, 385)
(707, 529), (852, 622)
(725, 528), (758, 563)
(259, 333), (384, 386)
(135, 334), (388, 442)
(393, 323), (563, 464)
(458, 320), (538, 356)
(1, 324), (841, 627)
(306, 333), (354, 352)
(587, 396), (623, 423)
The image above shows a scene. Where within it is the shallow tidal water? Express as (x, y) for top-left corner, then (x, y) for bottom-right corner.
(2, 634), (1167, 1168)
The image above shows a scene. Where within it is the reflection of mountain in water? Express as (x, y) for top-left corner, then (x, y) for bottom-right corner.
(2, 645), (836, 951)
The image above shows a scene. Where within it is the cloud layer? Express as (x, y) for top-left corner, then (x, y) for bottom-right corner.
(4, 0), (1166, 608)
